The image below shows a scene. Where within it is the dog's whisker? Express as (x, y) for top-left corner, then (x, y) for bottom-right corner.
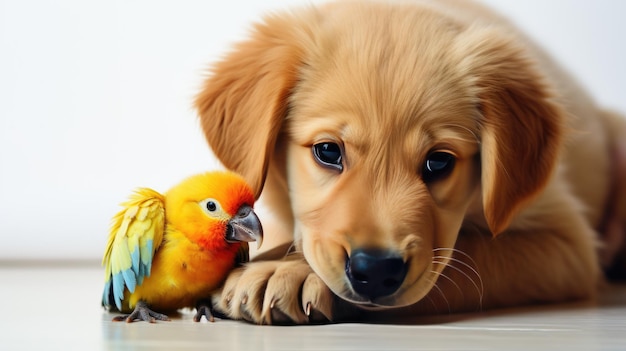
(432, 247), (484, 296)
(425, 276), (451, 314)
(431, 268), (465, 305)
(432, 247), (480, 270)
(433, 255), (484, 297)
(431, 248), (484, 311)
(432, 261), (483, 311)
(423, 293), (440, 315)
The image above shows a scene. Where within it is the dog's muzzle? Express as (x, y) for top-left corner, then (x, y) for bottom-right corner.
(345, 249), (408, 301)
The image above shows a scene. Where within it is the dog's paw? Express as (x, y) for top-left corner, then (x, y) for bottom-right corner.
(211, 257), (334, 324)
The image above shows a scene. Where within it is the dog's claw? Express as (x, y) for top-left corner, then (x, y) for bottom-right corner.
(301, 273), (334, 322)
(210, 258), (336, 324)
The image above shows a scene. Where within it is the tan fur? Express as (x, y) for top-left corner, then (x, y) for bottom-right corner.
(196, 0), (626, 323)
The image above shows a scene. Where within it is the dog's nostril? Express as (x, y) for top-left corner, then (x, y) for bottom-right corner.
(346, 249), (408, 300)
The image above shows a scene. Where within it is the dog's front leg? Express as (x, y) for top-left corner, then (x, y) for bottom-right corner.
(211, 247), (357, 325)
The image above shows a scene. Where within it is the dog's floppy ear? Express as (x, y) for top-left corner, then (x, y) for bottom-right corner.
(454, 28), (564, 235)
(195, 15), (303, 197)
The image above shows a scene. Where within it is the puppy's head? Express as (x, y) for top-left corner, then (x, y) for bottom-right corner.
(196, 3), (562, 308)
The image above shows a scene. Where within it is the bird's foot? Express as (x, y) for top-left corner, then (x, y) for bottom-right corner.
(112, 301), (170, 323)
(194, 299), (215, 322)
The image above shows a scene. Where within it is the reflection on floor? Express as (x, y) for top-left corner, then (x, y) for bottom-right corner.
(1, 263), (625, 350)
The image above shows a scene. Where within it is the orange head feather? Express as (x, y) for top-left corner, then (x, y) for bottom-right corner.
(164, 171), (256, 251)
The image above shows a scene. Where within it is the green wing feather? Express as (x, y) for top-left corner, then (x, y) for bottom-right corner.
(102, 188), (165, 311)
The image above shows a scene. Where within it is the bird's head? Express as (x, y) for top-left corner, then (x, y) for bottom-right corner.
(165, 171), (263, 251)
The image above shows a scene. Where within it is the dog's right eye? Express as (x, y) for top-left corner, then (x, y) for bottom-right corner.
(313, 142), (343, 172)
(422, 152), (455, 183)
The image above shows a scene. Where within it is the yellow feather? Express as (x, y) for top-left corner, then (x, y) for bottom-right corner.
(102, 188), (165, 310)
(102, 171), (260, 315)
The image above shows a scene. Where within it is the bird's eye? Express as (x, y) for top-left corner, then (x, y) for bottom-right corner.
(206, 201), (217, 212)
(422, 152), (455, 183)
(313, 142), (344, 172)
(199, 198), (226, 219)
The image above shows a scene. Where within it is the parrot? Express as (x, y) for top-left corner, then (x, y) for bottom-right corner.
(101, 171), (263, 323)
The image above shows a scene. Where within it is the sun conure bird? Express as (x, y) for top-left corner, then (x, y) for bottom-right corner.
(102, 171), (263, 323)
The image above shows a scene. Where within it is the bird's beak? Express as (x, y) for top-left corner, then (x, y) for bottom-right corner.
(226, 204), (263, 249)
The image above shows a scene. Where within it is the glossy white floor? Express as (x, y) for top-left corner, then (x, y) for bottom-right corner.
(1, 263), (625, 351)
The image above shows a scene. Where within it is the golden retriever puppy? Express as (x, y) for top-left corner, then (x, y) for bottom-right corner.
(195, 0), (626, 324)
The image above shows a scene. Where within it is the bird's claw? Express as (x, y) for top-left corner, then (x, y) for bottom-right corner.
(112, 301), (170, 323)
(193, 299), (215, 322)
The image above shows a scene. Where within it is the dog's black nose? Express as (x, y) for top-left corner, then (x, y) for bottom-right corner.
(345, 249), (408, 300)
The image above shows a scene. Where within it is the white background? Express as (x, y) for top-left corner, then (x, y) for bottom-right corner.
(1, 0), (624, 260)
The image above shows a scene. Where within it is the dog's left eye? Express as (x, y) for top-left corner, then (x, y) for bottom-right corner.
(313, 142), (343, 172)
(422, 152), (455, 182)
